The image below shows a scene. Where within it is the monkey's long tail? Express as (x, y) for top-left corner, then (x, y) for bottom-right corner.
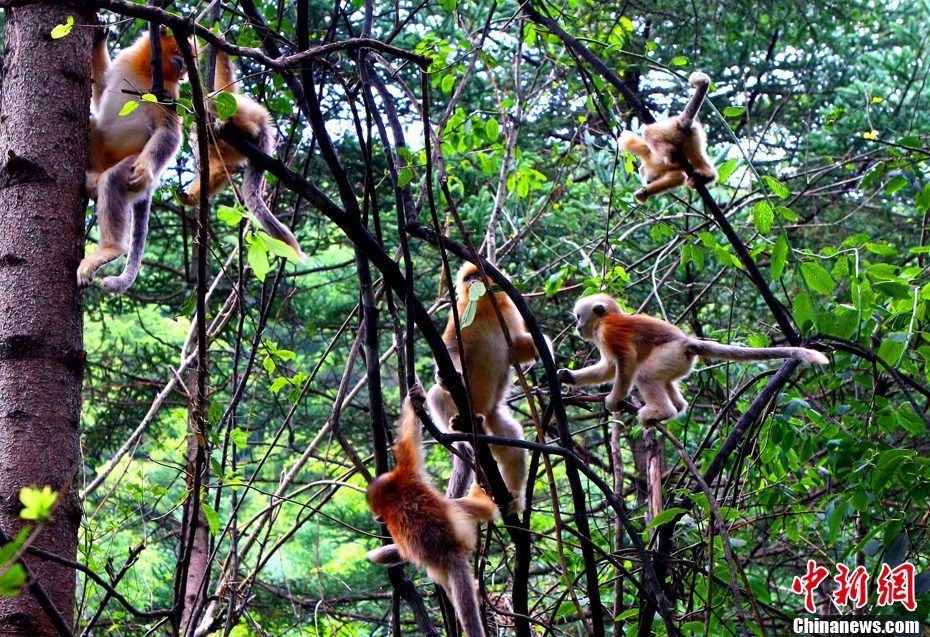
(99, 197), (150, 295)
(242, 123), (307, 263)
(446, 555), (487, 637)
(684, 338), (829, 365)
(678, 71), (711, 132)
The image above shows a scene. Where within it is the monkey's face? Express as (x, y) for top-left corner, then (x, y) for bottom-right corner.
(573, 294), (621, 341)
(455, 262), (482, 290)
(159, 34), (186, 82)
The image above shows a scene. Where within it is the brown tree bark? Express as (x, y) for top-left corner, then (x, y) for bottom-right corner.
(0, 2), (91, 634)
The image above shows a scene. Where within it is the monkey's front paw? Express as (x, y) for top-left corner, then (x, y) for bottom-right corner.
(175, 188), (195, 206)
(450, 413), (484, 433)
(634, 189), (650, 204)
(407, 383), (426, 403)
(76, 261), (96, 288)
(507, 493), (525, 516)
(557, 369), (576, 385)
(128, 163), (153, 192)
(93, 16), (111, 44)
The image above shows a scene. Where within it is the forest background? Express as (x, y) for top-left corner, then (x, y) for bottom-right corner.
(0, 0), (927, 635)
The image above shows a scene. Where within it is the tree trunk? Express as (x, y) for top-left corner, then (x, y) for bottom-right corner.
(0, 2), (90, 633)
(180, 359), (210, 636)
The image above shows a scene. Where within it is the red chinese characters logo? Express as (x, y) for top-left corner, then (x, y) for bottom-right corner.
(876, 563), (916, 612)
(790, 560), (918, 613)
(791, 560), (830, 613)
(832, 564), (869, 609)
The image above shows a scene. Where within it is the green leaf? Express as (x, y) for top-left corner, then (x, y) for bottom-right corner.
(397, 166), (414, 188)
(441, 74), (455, 93)
(762, 175), (790, 199)
(877, 335), (906, 365)
(119, 100), (140, 117)
(216, 205), (244, 226)
(716, 158), (738, 184)
(723, 106), (745, 118)
(752, 200), (774, 234)
(50, 16), (74, 39)
(140, 93), (157, 103)
(800, 261), (834, 295)
(793, 292), (817, 332)
(213, 91), (238, 119)
(645, 507), (687, 529)
(771, 234), (788, 279)
(19, 486), (57, 522)
(485, 118), (500, 142)
(670, 56), (688, 66)
(262, 356), (275, 374)
(255, 232), (299, 262)
(885, 174), (908, 195)
(201, 502), (220, 536)
(459, 281), (486, 329)
(775, 206), (799, 221)
(459, 298), (477, 329)
(248, 236), (271, 281)
(0, 565), (25, 597)
(229, 427), (248, 447)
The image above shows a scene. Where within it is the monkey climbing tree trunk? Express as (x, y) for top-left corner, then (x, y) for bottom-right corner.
(0, 2), (92, 635)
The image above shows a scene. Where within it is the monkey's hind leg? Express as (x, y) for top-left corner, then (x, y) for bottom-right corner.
(633, 373), (679, 425)
(99, 196), (151, 294)
(77, 157), (135, 287)
(483, 407), (526, 514)
(635, 170), (686, 203)
(667, 381), (688, 415)
(177, 150), (231, 206)
(428, 384), (475, 500)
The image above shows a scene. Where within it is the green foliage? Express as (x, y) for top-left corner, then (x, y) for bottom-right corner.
(50, 15), (74, 39)
(19, 486), (57, 522)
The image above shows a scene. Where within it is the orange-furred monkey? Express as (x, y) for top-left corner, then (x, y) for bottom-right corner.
(176, 51), (306, 262)
(367, 395), (498, 637)
(79, 27), (185, 293)
(620, 72), (717, 203)
(560, 294), (829, 423)
(427, 262), (550, 513)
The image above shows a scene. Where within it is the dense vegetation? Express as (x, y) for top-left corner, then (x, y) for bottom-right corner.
(2, 0), (929, 634)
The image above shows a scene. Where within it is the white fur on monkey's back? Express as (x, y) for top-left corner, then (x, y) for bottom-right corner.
(561, 293), (829, 423)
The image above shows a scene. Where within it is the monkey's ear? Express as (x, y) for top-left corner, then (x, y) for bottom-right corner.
(593, 304), (606, 317)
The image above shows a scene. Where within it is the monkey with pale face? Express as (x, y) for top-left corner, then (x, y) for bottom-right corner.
(176, 51), (306, 262)
(559, 294), (829, 423)
(621, 72), (718, 203)
(367, 393), (498, 637)
(427, 262), (550, 513)
(79, 27), (185, 293)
